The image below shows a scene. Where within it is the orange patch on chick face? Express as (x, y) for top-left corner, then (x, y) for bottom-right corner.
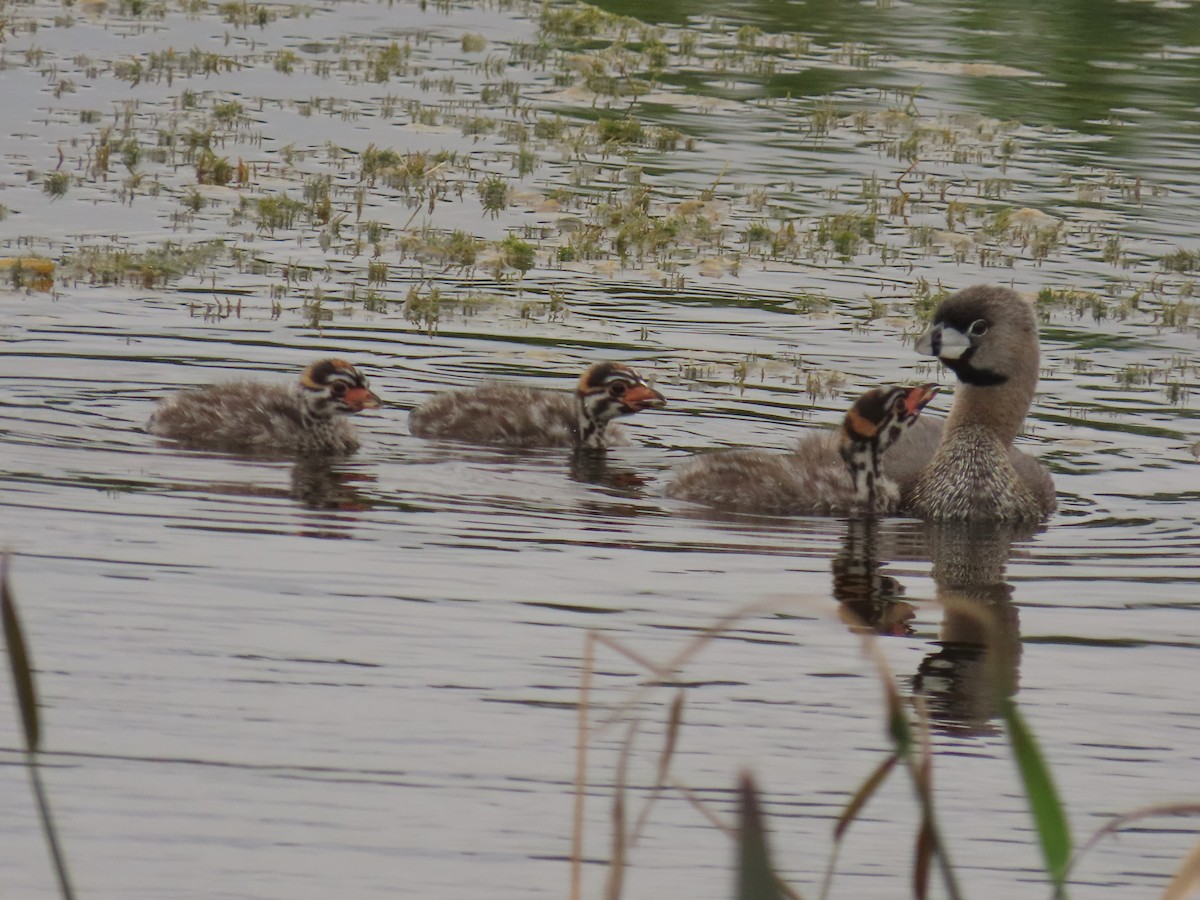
(843, 407), (879, 442)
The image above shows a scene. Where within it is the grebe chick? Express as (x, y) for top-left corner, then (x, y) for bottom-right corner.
(147, 358), (381, 456)
(408, 362), (666, 449)
(897, 285), (1056, 521)
(667, 384), (939, 516)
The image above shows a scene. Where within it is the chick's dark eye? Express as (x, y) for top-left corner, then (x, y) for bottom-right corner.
(609, 381), (628, 397)
(330, 382), (348, 397)
(969, 319), (989, 337)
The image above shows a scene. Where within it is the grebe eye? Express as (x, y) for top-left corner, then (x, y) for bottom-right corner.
(968, 319), (989, 337)
(330, 382), (348, 397)
(609, 381), (628, 397)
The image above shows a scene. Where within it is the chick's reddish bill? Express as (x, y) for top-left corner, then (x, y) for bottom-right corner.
(621, 382), (667, 411)
(904, 383), (939, 417)
(345, 386), (383, 411)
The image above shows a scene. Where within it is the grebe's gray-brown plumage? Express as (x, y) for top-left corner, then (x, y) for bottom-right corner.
(889, 285), (1056, 521)
(408, 362), (666, 449)
(667, 384), (938, 516)
(147, 358), (381, 456)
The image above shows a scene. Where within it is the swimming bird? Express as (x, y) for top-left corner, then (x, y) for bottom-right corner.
(408, 362), (666, 449)
(147, 358), (381, 456)
(894, 285), (1056, 521)
(666, 383), (939, 516)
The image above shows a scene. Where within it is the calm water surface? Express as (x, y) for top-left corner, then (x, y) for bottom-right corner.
(0, 0), (1198, 898)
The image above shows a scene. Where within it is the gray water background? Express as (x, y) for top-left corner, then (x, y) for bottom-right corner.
(1, 0), (1199, 896)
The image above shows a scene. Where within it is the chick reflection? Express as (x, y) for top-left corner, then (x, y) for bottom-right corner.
(289, 457), (374, 512)
(832, 518), (917, 636)
(567, 449), (651, 496)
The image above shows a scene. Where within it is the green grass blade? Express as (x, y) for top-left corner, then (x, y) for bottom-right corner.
(736, 773), (784, 900)
(1003, 700), (1071, 897)
(1, 553), (40, 752)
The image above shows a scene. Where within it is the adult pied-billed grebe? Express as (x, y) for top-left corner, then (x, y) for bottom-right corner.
(408, 362), (666, 449)
(667, 384), (939, 516)
(147, 358), (381, 456)
(890, 285), (1056, 521)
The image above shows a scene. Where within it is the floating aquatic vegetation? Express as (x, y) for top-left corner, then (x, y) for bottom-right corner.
(0, 0), (1188, 426)
(1161, 248), (1200, 273)
(498, 234), (535, 275)
(41, 171), (71, 199)
(403, 283), (445, 335)
(0, 257), (56, 292)
(61, 240), (227, 287)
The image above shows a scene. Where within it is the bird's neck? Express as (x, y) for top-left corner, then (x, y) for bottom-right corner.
(574, 394), (608, 448)
(847, 444), (885, 509)
(945, 364), (1037, 447)
(299, 386), (337, 423)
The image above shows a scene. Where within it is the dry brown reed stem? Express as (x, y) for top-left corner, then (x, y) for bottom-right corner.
(1165, 839), (1200, 900)
(818, 753), (900, 900)
(592, 631), (674, 680)
(834, 754), (900, 842)
(589, 599), (794, 739)
(1067, 802), (1200, 896)
(603, 720), (638, 900)
(910, 691), (963, 900)
(859, 633), (963, 900)
(777, 868), (806, 897)
(630, 691), (684, 846)
(573, 597), (820, 900)
(673, 779), (737, 837)
(913, 694), (935, 899)
(570, 631), (595, 900)
(2, 553), (76, 900)
(1072, 803), (1200, 869)
(572, 629), (677, 900)
(1, 553), (39, 749)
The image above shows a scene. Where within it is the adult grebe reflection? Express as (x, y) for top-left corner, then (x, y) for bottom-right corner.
(915, 522), (1036, 735)
(832, 519), (1037, 735)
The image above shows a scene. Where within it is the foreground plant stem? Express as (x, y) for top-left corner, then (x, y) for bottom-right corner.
(27, 757), (76, 900)
(3, 554), (76, 899)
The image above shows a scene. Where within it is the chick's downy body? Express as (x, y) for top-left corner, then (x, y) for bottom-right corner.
(147, 359), (381, 456)
(667, 385), (938, 517)
(409, 362), (665, 449)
